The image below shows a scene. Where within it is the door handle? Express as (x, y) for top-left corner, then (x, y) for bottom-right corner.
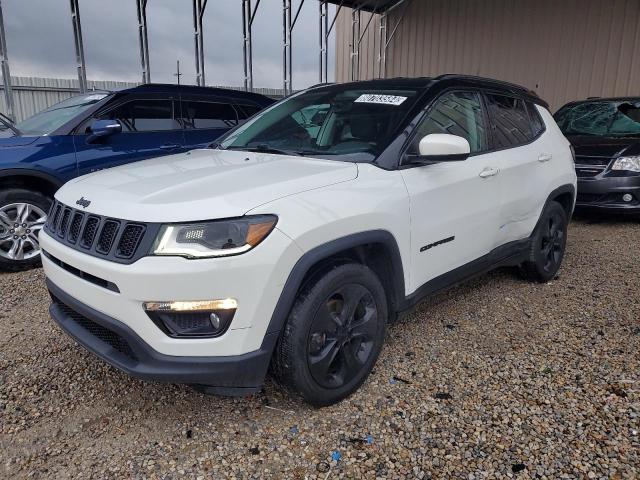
(160, 144), (180, 150)
(538, 153), (553, 162)
(479, 167), (499, 178)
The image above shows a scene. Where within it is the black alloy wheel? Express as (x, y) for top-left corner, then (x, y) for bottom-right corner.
(273, 263), (387, 406)
(520, 200), (568, 283)
(307, 283), (379, 389)
(540, 209), (565, 274)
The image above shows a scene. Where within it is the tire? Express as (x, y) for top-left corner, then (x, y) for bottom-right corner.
(0, 188), (52, 272)
(519, 201), (568, 283)
(272, 263), (388, 407)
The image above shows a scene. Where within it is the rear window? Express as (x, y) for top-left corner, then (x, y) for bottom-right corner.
(181, 101), (238, 129)
(485, 94), (533, 148)
(527, 102), (545, 137)
(236, 104), (263, 120)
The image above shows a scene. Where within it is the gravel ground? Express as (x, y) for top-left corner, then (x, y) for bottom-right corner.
(1, 218), (639, 479)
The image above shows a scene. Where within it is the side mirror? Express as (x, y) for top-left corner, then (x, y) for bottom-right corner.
(87, 119), (121, 143)
(415, 134), (471, 162)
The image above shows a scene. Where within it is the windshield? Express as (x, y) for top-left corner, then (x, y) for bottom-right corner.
(219, 87), (420, 162)
(15, 92), (109, 136)
(555, 100), (640, 137)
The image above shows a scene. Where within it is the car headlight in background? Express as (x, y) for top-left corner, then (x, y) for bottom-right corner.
(611, 156), (640, 173)
(152, 215), (277, 258)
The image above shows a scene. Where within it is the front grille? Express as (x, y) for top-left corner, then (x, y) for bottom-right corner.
(68, 212), (84, 244)
(44, 201), (159, 264)
(116, 224), (146, 259)
(575, 155), (612, 167)
(96, 220), (120, 254)
(57, 208), (71, 238)
(576, 193), (604, 203)
(52, 294), (136, 360)
(80, 216), (99, 249)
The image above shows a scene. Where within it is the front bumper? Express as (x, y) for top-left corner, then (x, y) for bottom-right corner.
(48, 279), (278, 395)
(576, 174), (640, 213)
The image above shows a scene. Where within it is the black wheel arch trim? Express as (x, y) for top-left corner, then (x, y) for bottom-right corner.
(536, 184), (576, 228)
(0, 168), (64, 190)
(263, 230), (406, 337)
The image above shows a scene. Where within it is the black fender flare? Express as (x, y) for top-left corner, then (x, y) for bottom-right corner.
(535, 184), (576, 230)
(264, 230), (406, 337)
(0, 168), (64, 190)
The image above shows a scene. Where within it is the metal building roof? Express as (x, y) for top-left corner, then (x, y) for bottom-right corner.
(323, 0), (406, 13)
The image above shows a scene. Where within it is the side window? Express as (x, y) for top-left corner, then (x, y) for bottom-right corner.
(413, 91), (488, 154)
(181, 101), (238, 129)
(236, 104), (262, 120)
(99, 99), (178, 132)
(291, 104), (331, 139)
(526, 101), (545, 137)
(485, 94), (533, 148)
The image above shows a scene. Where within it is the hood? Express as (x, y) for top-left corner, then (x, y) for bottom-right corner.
(56, 149), (358, 222)
(0, 134), (40, 147)
(566, 135), (640, 158)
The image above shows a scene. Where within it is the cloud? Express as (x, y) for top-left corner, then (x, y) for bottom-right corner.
(3, 0), (335, 89)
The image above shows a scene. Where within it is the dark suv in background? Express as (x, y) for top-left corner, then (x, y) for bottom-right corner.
(0, 84), (274, 271)
(555, 97), (640, 214)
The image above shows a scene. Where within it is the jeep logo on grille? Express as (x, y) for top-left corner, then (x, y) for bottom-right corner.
(76, 197), (91, 209)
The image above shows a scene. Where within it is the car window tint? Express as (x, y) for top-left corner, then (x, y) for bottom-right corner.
(527, 102), (545, 137)
(486, 94), (533, 148)
(236, 104), (262, 120)
(182, 101), (238, 129)
(100, 99), (178, 132)
(413, 91), (488, 153)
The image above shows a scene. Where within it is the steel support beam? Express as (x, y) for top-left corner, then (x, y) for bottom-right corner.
(69, 0), (87, 93)
(0, 0), (14, 121)
(283, 0), (304, 95)
(349, 6), (360, 82)
(242, 0), (261, 92)
(319, 0), (343, 84)
(192, 0), (208, 86)
(318, 1), (328, 83)
(377, 0), (412, 78)
(137, 0), (150, 84)
(282, 0), (292, 95)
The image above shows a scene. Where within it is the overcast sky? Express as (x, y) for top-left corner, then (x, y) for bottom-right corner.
(3, 0), (335, 89)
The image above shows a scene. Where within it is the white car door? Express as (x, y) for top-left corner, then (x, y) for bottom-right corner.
(484, 94), (549, 244)
(400, 90), (503, 294)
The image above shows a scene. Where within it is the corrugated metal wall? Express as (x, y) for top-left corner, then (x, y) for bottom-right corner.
(0, 77), (287, 123)
(0, 77), (138, 122)
(335, 0), (640, 110)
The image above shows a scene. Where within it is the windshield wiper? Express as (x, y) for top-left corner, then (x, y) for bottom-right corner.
(0, 112), (20, 136)
(225, 144), (303, 156)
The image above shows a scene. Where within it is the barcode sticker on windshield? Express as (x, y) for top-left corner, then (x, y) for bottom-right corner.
(355, 94), (408, 106)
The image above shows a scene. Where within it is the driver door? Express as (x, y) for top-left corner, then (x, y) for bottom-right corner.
(400, 90), (503, 293)
(74, 95), (185, 176)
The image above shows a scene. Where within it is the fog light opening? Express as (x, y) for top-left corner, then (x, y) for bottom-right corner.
(143, 299), (237, 338)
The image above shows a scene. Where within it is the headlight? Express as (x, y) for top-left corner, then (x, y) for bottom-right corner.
(152, 215), (277, 258)
(611, 156), (640, 173)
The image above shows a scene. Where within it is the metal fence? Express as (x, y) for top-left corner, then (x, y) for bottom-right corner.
(0, 76), (286, 123)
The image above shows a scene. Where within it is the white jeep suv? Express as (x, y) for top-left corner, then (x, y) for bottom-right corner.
(40, 75), (577, 406)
